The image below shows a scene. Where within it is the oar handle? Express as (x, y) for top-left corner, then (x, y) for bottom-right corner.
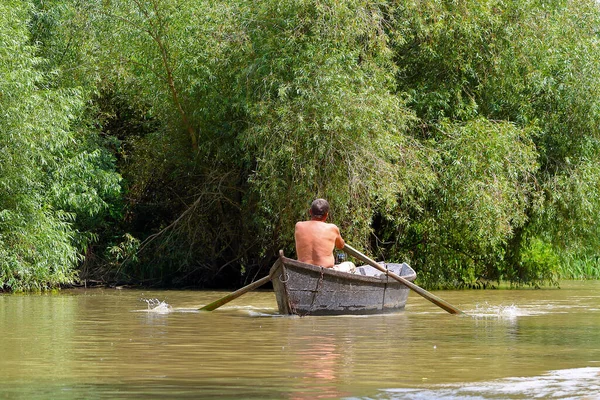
(342, 244), (465, 315)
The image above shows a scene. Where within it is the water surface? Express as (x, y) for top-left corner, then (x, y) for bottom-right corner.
(1, 281), (599, 399)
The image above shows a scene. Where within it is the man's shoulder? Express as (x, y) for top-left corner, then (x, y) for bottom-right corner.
(296, 220), (338, 230)
(295, 221), (311, 232)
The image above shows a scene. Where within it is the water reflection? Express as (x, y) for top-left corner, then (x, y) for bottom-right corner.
(289, 335), (348, 399)
(278, 313), (414, 398)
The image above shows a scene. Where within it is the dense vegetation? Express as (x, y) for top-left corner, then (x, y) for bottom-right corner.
(2, 0), (600, 291)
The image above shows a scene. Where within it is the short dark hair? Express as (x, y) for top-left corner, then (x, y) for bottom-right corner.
(310, 198), (330, 217)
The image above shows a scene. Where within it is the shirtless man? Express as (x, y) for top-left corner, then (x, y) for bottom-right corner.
(294, 199), (345, 268)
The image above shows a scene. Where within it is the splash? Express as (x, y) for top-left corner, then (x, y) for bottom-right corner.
(470, 302), (549, 320)
(142, 298), (173, 314)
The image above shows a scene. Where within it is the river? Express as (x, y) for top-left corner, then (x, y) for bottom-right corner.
(1, 281), (599, 399)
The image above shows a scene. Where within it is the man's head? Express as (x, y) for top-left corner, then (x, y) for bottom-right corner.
(310, 198), (330, 220)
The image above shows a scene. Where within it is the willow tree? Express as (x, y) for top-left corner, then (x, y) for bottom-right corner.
(384, 0), (600, 286)
(82, 0), (600, 288)
(235, 0), (428, 261)
(500, 0), (600, 262)
(87, 0), (254, 283)
(0, 1), (120, 291)
(87, 0), (430, 285)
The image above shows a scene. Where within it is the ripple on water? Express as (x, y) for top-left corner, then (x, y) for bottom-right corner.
(140, 302), (280, 316)
(209, 305), (281, 317)
(380, 367), (600, 399)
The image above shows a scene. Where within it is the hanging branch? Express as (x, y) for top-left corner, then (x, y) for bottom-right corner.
(118, 0), (198, 151)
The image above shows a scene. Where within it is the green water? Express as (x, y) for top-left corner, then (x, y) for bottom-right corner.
(1, 281), (600, 399)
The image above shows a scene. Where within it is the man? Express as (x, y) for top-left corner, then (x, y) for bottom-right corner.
(295, 199), (355, 272)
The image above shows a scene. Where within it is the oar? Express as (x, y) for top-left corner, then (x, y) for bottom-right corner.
(343, 244), (465, 315)
(199, 260), (281, 311)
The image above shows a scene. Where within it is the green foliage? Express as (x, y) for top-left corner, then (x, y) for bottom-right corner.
(513, 237), (560, 287)
(4, 0), (600, 289)
(490, 0), (600, 278)
(0, 1), (121, 291)
(88, 0), (600, 287)
(85, 0), (430, 285)
(386, 0), (600, 287)
(559, 253), (600, 280)
(381, 118), (540, 287)
(392, 0), (508, 121)
(485, 0), (600, 256)
(433, 119), (538, 250)
(237, 0), (421, 250)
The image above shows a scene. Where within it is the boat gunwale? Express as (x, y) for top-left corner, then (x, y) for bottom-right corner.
(276, 254), (417, 285)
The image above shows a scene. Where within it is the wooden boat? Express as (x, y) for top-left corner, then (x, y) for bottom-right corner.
(270, 251), (417, 316)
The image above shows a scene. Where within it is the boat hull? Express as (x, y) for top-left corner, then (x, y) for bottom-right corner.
(270, 254), (416, 316)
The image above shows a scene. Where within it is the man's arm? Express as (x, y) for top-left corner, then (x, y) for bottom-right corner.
(334, 225), (345, 249)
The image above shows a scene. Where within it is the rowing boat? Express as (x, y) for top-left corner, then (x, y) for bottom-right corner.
(269, 251), (417, 316)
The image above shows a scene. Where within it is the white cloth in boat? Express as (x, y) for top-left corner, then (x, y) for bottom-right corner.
(332, 261), (357, 273)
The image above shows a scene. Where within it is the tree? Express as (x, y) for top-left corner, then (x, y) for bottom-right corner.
(386, 0), (600, 286)
(0, 1), (120, 291)
(86, 0), (430, 285)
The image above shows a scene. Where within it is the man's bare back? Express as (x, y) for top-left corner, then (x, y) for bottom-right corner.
(294, 199), (345, 268)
